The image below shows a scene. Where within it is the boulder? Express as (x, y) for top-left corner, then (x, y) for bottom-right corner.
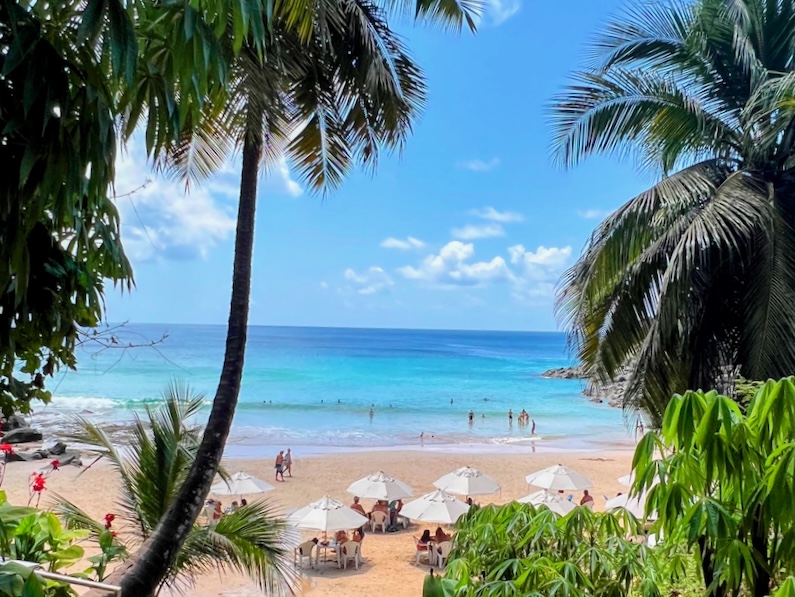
(58, 452), (81, 466)
(48, 442), (67, 456)
(4, 452), (40, 462)
(70, 458), (83, 467)
(1, 415), (28, 431)
(541, 366), (586, 380)
(3, 427), (43, 444)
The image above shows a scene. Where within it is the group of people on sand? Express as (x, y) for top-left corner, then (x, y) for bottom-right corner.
(205, 498), (248, 521)
(350, 496), (405, 527)
(417, 527), (453, 551)
(274, 448), (293, 481)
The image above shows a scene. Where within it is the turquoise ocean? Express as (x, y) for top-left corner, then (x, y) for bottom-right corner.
(43, 325), (632, 455)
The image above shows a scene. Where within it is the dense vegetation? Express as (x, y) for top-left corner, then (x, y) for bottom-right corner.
(439, 378), (795, 596)
(553, 0), (795, 424)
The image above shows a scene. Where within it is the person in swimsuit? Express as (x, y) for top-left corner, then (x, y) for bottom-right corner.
(508, 409), (513, 425)
(275, 450), (285, 482)
(284, 448), (293, 477)
(468, 410), (474, 424)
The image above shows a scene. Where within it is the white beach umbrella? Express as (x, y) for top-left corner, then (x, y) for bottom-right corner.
(346, 471), (413, 501)
(605, 491), (656, 519)
(400, 490), (470, 524)
(518, 490), (576, 516)
(288, 496), (369, 532)
(525, 464), (593, 491)
(433, 466), (500, 496)
(211, 472), (275, 496)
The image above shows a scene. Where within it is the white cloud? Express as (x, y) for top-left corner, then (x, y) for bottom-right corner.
(484, 0), (520, 25)
(272, 156), (302, 198)
(577, 208), (611, 220)
(451, 223), (505, 240)
(343, 266), (394, 295)
(320, 281), (329, 289)
(114, 141), (236, 262)
(380, 236), (425, 250)
(469, 207), (524, 223)
(398, 241), (513, 287)
(458, 157), (500, 172)
(508, 244), (572, 303)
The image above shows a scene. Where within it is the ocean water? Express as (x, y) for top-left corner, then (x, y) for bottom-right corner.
(42, 325), (632, 453)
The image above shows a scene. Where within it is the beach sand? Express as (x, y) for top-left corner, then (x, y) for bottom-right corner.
(2, 447), (634, 596)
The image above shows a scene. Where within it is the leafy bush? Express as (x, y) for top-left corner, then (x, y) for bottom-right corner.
(635, 377), (795, 596)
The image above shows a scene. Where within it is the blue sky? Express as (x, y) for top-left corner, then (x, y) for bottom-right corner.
(106, 0), (652, 332)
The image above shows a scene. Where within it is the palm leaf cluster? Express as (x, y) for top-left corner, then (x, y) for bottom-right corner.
(551, 0), (795, 425)
(56, 382), (295, 595)
(444, 502), (685, 596)
(169, 0), (480, 192)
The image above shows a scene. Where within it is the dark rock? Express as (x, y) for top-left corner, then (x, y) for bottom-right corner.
(58, 452), (81, 466)
(70, 458), (82, 467)
(541, 366), (586, 380)
(31, 452), (42, 460)
(3, 428), (43, 444)
(1, 415), (28, 431)
(4, 452), (25, 462)
(48, 442), (67, 456)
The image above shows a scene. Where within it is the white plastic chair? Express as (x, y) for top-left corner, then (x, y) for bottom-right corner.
(414, 536), (432, 565)
(294, 540), (316, 569)
(371, 510), (388, 533)
(340, 541), (361, 570)
(436, 541), (452, 568)
(395, 514), (409, 529)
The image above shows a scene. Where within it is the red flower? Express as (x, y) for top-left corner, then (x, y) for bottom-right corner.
(0, 443), (14, 455)
(111, 531), (118, 538)
(30, 473), (45, 493)
(104, 513), (115, 529)
(50, 460), (60, 471)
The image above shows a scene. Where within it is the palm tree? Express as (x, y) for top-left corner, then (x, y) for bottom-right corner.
(103, 0), (480, 594)
(58, 382), (294, 596)
(551, 0), (795, 426)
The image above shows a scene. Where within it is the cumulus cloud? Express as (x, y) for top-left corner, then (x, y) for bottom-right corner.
(380, 236), (425, 250)
(114, 142), (236, 262)
(508, 244), (573, 303)
(398, 241), (513, 287)
(469, 206), (524, 223)
(483, 0), (520, 25)
(577, 208), (611, 220)
(344, 267), (394, 295)
(451, 223), (505, 240)
(458, 157), (500, 172)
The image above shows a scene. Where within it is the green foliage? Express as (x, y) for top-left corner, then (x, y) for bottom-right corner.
(0, 562), (73, 597)
(0, 0), (283, 416)
(442, 501), (684, 596)
(633, 378), (795, 596)
(552, 0), (795, 424)
(56, 382), (295, 594)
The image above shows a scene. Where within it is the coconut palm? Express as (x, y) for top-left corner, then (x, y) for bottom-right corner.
(57, 382), (294, 596)
(108, 1), (480, 594)
(551, 0), (795, 426)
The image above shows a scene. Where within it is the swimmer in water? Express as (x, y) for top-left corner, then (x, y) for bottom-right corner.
(468, 410), (474, 424)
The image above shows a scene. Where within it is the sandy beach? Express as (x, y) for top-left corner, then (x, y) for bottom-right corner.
(2, 445), (634, 596)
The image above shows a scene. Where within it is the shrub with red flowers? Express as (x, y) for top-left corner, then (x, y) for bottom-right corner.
(0, 443), (14, 456)
(28, 472), (46, 506)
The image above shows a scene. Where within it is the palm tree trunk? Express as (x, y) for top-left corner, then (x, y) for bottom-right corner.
(88, 116), (263, 597)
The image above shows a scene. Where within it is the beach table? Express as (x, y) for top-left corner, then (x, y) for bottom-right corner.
(316, 541), (341, 567)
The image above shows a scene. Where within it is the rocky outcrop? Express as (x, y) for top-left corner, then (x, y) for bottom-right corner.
(3, 427), (43, 444)
(541, 366), (627, 407)
(48, 441), (67, 456)
(1, 414), (28, 431)
(541, 366), (586, 380)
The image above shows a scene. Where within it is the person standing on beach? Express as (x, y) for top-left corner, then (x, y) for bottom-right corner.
(284, 448), (293, 477)
(274, 451), (285, 482)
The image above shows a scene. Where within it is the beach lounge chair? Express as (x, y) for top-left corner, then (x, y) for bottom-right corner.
(340, 541), (361, 570)
(371, 510), (388, 533)
(414, 536), (432, 565)
(294, 540), (316, 569)
(436, 541), (452, 568)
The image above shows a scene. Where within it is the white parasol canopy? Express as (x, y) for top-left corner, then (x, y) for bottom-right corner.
(400, 490), (470, 524)
(518, 490), (577, 516)
(346, 471), (413, 501)
(433, 466), (500, 496)
(605, 491), (656, 519)
(525, 464), (593, 491)
(287, 496), (369, 532)
(211, 472), (275, 496)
